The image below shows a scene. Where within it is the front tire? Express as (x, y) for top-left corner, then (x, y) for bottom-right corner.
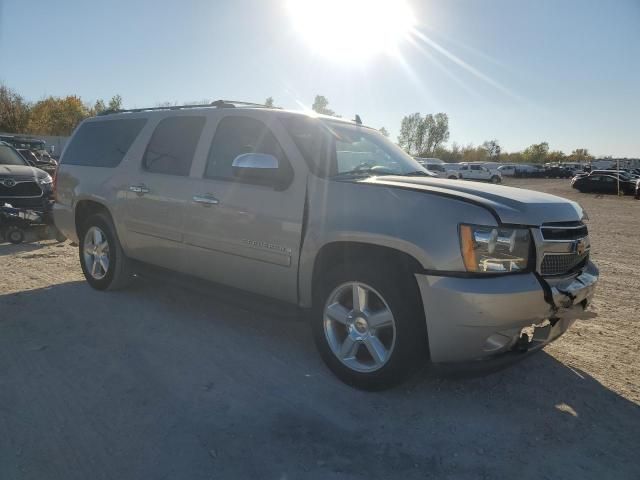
(312, 262), (428, 390)
(78, 213), (132, 291)
(490, 175), (501, 184)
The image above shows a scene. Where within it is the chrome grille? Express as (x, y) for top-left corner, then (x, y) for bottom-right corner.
(541, 253), (588, 276)
(0, 181), (42, 197)
(536, 222), (591, 276)
(541, 223), (588, 241)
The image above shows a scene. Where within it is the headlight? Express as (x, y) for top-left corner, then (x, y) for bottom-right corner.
(459, 224), (532, 273)
(38, 175), (53, 185)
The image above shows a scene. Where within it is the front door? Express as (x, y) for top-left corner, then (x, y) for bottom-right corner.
(182, 114), (306, 303)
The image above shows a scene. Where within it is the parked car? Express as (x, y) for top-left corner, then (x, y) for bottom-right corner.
(544, 166), (573, 178)
(0, 141), (54, 212)
(458, 163), (502, 183)
(17, 148), (58, 175)
(53, 101), (598, 390)
(513, 164), (545, 178)
(571, 173), (639, 195)
(497, 165), (517, 177)
(418, 162), (459, 179)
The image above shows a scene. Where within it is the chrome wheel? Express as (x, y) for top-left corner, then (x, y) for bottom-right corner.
(83, 226), (110, 280)
(323, 282), (396, 373)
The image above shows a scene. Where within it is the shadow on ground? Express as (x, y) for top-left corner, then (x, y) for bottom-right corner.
(1, 277), (638, 480)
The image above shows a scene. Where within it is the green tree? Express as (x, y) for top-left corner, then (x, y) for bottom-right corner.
(92, 99), (107, 115)
(569, 148), (593, 163)
(107, 95), (122, 111)
(311, 95), (336, 116)
(264, 97), (275, 108)
(481, 139), (501, 160)
(420, 113), (450, 155)
(379, 126), (389, 137)
(397, 112), (422, 155)
(399, 112), (450, 156)
(0, 84), (31, 133)
(523, 142), (549, 164)
(27, 95), (90, 136)
(547, 150), (566, 164)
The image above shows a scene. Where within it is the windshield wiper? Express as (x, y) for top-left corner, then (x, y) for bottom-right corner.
(331, 167), (395, 179)
(403, 170), (432, 177)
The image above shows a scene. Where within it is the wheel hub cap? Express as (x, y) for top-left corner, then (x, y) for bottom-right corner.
(83, 226), (110, 280)
(353, 316), (368, 334)
(323, 282), (397, 373)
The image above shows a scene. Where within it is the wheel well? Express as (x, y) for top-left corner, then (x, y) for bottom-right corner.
(311, 242), (423, 300)
(74, 200), (111, 236)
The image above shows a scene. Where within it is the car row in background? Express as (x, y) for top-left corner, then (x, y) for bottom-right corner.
(498, 164), (575, 178)
(416, 159), (501, 183)
(571, 170), (640, 197)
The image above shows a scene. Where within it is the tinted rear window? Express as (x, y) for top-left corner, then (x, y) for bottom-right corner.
(143, 116), (205, 176)
(62, 118), (147, 167)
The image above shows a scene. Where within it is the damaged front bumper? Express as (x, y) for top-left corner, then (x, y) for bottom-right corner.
(415, 261), (599, 365)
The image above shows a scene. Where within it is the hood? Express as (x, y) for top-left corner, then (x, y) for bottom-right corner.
(362, 176), (585, 226)
(0, 164), (49, 179)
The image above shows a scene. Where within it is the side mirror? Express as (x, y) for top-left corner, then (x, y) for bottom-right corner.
(232, 153), (279, 181)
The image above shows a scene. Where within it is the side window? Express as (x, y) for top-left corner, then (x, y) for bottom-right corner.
(62, 118), (147, 167)
(142, 116), (205, 176)
(471, 165), (482, 171)
(205, 116), (291, 181)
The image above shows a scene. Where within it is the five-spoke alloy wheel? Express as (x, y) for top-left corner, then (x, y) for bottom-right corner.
(83, 226), (110, 280)
(79, 213), (132, 291)
(312, 262), (428, 390)
(323, 282), (396, 373)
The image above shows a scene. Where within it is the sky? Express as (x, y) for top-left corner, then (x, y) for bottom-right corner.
(0, 0), (638, 157)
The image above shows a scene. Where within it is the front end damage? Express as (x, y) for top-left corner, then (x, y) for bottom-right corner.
(415, 223), (598, 365)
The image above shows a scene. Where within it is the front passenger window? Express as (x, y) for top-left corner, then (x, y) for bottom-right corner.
(205, 116), (291, 182)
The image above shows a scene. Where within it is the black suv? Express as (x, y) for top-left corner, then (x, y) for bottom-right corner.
(0, 141), (54, 211)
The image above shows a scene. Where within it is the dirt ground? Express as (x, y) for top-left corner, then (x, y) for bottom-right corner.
(1, 178), (639, 479)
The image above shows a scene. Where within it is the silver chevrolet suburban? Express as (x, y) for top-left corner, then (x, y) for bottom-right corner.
(53, 101), (598, 389)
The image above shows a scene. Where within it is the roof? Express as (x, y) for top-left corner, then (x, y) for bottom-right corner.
(94, 99), (370, 129)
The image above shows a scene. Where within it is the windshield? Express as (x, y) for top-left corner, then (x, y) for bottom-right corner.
(0, 145), (28, 166)
(324, 121), (426, 177)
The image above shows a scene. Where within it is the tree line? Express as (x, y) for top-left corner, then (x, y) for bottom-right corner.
(0, 84), (596, 163)
(0, 84), (123, 136)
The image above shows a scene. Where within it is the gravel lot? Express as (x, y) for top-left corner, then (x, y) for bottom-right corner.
(1, 178), (639, 480)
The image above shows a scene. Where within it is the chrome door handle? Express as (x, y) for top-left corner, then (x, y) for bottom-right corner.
(193, 194), (219, 206)
(129, 184), (150, 194)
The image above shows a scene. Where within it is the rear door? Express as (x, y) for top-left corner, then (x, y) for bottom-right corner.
(182, 113), (307, 303)
(122, 115), (206, 270)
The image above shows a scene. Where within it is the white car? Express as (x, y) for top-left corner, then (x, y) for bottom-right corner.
(498, 165), (517, 177)
(420, 162), (460, 179)
(458, 163), (502, 183)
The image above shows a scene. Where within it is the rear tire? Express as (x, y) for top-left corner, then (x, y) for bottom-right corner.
(490, 175), (501, 184)
(78, 213), (132, 291)
(312, 262), (428, 390)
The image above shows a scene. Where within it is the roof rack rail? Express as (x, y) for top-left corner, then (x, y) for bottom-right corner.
(98, 99), (278, 116)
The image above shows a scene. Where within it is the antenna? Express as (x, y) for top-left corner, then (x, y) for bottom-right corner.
(354, 114), (362, 125)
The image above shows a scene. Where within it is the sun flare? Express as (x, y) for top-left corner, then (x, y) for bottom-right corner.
(285, 0), (415, 63)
